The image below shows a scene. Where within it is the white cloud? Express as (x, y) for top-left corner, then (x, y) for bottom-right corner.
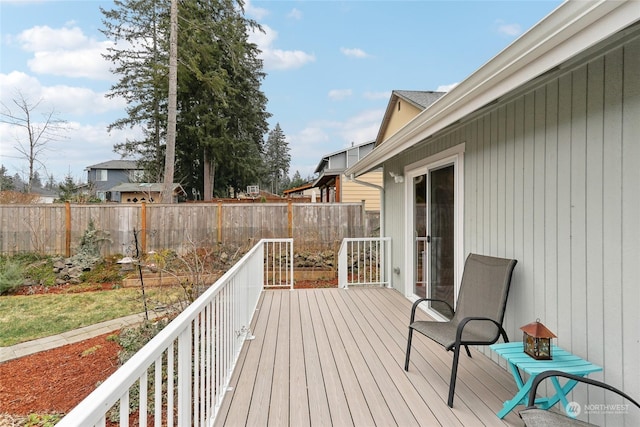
(1, 71), (125, 117)
(436, 82), (458, 92)
(337, 109), (383, 144)
(363, 91), (391, 101)
(42, 85), (126, 116)
(495, 20), (522, 37)
(14, 24), (114, 81)
(287, 8), (303, 20)
(245, 0), (269, 20)
(340, 47), (370, 59)
(328, 89), (352, 101)
(249, 25), (315, 70)
(0, 71), (42, 102)
(17, 25), (87, 51)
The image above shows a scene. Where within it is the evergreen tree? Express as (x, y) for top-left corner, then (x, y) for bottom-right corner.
(0, 166), (14, 191)
(262, 123), (290, 194)
(57, 174), (77, 202)
(45, 174), (56, 190)
(176, 0), (269, 198)
(30, 171), (42, 189)
(101, 0), (270, 200)
(101, 0), (169, 179)
(288, 170), (307, 189)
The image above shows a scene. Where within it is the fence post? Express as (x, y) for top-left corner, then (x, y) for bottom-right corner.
(65, 202), (71, 257)
(217, 201), (223, 243)
(141, 202), (147, 253)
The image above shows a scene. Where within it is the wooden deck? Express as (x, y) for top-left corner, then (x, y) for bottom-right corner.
(215, 287), (525, 426)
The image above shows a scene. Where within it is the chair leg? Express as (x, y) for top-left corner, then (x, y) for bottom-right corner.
(404, 328), (414, 371)
(464, 345), (471, 357)
(448, 344), (461, 407)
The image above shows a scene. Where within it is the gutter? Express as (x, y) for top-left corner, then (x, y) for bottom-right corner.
(344, 0), (640, 178)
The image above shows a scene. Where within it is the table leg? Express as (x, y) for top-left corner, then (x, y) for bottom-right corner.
(538, 377), (580, 417)
(497, 368), (535, 419)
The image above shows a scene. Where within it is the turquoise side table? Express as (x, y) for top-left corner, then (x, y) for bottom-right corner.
(490, 342), (602, 419)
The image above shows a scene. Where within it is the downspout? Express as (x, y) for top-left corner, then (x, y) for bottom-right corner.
(347, 173), (385, 237)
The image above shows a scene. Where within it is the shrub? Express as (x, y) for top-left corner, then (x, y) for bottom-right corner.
(107, 318), (174, 422)
(24, 258), (57, 287)
(80, 259), (124, 284)
(0, 260), (23, 295)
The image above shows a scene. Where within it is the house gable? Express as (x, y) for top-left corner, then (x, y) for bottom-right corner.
(375, 91), (445, 147)
(85, 159), (144, 197)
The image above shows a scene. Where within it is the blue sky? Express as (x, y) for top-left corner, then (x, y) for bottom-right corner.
(0, 0), (562, 185)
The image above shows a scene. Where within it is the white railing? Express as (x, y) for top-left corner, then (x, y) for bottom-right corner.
(57, 238), (293, 427)
(338, 237), (391, 289)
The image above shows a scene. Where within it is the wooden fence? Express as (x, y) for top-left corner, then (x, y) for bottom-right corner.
(0, 202), (377, 256)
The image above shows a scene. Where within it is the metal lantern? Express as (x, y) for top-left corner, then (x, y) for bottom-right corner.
(520, 319), (556, 360)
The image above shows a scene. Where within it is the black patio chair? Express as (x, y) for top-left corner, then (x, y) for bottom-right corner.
(404, 253), (517, 407)
(519, 370), (640, 426)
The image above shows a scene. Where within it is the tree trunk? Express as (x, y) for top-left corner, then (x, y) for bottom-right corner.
(162, 0), (178, 203)
(203, 151), (215, 201)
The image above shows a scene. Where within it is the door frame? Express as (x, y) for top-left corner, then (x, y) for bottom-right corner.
(403, 143), (465, 320)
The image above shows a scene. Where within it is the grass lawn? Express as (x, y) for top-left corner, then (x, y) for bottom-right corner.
(0, 286), (186, 347)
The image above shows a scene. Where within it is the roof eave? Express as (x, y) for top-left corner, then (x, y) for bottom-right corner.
(346, 0), (640, 177)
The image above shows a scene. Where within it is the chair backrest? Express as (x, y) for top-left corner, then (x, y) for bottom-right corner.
(452, 254), (517, 340)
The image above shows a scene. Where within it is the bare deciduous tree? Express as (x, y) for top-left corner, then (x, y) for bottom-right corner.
(0, 91), (68, 193)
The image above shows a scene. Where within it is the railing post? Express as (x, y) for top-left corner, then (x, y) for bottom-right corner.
(289, 238), (294, 290)
(338, 240), (348, 289)
(385, 238), (392, 288)
(287, 200), (293, 238)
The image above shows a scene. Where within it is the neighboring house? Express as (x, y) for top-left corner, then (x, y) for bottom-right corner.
(29, 186), (57, 204)
(346, 1), (639, 422)
(313, 140), (382, 211)
(107, 183), (186, 203)
(375, 90), (445, 147)
(283, 182), (316, 201)
(311, 93), (445, 212)
(85, 160), (144, 201)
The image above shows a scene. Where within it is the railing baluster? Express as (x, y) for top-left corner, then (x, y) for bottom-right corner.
(120, 392), (129, 427)
(139, 371), (147, 427)
(154, 356), (162, 427)
(56, 239), (294, 427)
(167, 342), (174, 427)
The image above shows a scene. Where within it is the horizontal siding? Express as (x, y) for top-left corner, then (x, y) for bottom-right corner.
(341, 171), (383, 211)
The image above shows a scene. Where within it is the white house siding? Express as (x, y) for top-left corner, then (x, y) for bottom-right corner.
(385, 27), (639, 425)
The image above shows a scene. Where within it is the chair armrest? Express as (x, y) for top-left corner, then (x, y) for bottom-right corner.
(525, 370), (640, 409)
(409, 298), (455, 323)
(448, 316), (509, 351)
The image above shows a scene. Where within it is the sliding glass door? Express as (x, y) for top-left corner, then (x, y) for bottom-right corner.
(412, 163), (455, 319)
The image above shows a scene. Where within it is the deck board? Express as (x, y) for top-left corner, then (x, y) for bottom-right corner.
(215, 288), (525, 427)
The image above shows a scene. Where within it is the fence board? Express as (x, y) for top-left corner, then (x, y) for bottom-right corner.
(0, 203), (371, 256)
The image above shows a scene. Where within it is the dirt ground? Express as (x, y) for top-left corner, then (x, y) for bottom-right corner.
(0, 332), (120, 424)
(0, 279), (336, 424)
